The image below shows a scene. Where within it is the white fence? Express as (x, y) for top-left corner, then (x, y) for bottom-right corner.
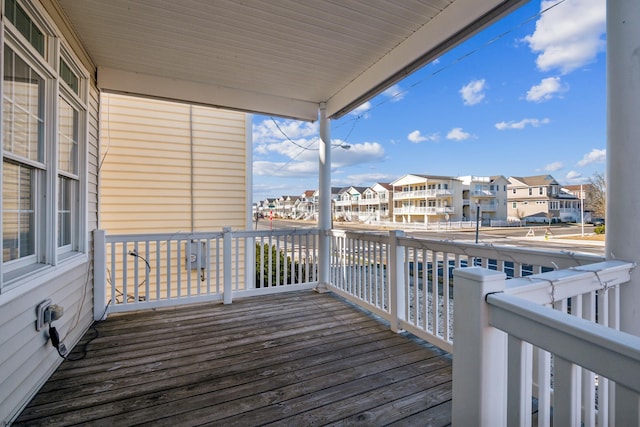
(328, 229), (602, 353)
(93, 228), (319, 318)
(452, 262), (638, 426)
(93, 226), (638, 423)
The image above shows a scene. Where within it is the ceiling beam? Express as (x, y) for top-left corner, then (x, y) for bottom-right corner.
(98, 67), (319, 121)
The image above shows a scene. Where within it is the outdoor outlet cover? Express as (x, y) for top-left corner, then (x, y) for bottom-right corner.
(36, 299), (52, 331)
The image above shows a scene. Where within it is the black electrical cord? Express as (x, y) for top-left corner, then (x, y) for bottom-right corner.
(48, 301), (110, 361)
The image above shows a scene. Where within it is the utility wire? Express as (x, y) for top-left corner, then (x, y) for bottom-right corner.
(331, 0), (567, 136)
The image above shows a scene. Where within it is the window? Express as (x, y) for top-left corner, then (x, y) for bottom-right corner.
(539, 187), (544, 195)
(512, 188), (516, 194)
(512, 202), (516, 208)
(3, 46), (44, 270)
(2, 2), (87, 287)
(5, 0), (44, 56)
(528, 188), (532, 196)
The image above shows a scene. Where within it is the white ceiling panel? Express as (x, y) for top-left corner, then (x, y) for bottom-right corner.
(57, 0), (527, 121)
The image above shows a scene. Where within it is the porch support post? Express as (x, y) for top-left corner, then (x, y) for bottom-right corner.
(316, 103), (331, 293)
(389, 230), (406, 332)
(607, 0), (640, 336)
(452, 267), (507, 427)
(93, 229), (107, 321)
(223, 227), (233, 304)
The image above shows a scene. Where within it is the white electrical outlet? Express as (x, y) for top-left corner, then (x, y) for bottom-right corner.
(36, 299), (52, 331)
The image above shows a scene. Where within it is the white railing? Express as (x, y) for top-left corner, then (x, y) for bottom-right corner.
(394, 189), (454, 199)
(359, 197), (381, 205)
(93, 228), (319, 318)
(477, 203), (497, 211)
(393, 206), (454, 215)
(328, 229), (603, 353)
(471, 190), (497, 197)
(452, 262), (637, 426)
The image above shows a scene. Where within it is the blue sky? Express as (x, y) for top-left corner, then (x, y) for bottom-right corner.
(252, 0), (606, 203)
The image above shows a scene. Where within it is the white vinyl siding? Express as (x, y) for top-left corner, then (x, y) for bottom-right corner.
(0, 1), (98, 423)
(99, 93), (248, 234)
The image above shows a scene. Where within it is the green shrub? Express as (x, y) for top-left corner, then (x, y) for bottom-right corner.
(594, 225), (605, 234)
(255, 243), (314, 287)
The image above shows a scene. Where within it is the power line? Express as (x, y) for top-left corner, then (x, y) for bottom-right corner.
(332, 0), (567, 136)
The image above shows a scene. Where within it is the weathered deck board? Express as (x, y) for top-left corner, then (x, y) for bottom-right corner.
(14, 291), (452, 426)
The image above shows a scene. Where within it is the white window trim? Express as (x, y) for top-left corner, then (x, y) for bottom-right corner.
(1, 0), (90, 293)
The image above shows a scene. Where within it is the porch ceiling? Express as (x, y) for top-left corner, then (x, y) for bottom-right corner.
(57, 0), (526, 121)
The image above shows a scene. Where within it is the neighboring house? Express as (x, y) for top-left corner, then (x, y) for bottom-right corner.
(391, 174), (463, 224)
(359, 183), (393, 222)
(458, 175), (509, 224)
(508, 175), (581, 223)
(280, 195), (300, 218)
(100, 93), (250, 235)
(294, 190), (317, 219)
(333, 186), (366, 221)
(562, 184), (594, 222)
(98, 94), (250, 300)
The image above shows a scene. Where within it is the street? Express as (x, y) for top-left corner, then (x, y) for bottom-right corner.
(255, 218), (604, 256)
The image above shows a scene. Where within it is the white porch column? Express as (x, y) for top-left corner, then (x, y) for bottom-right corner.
(316, 103), (331, 292)
(607, 0), (640, 336)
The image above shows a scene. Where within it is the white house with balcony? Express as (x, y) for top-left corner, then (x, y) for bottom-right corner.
(458, 175), (509, 224)
(392, 174), (463, 224)
(358, 183), (393, 222)
(333, 186), (366, 221)
(293, 190), (317, 220)
(3, 1), (640, 426)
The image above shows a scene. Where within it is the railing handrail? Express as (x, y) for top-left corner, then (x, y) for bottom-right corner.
(487, 290), (640, 393)
(104, 228), (320, 242)
(451, 262), (636, 426)
(504, 260), (632, 304)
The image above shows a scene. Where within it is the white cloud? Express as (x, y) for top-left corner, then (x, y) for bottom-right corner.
(565, 170), (585, 184)
(334, 142), (385, 167)
(495, 118), (551, 130)
(408, 130), (426, 143)
(526, 77), (567, 102)
(253, 139), (385, 178)
(577, 148), (606, 166)
(544, 161), (563, 172)
(446, 128), (472, 141)
(408, 130), (439, 143)
(350, 101), (372, 117)
(253, 118), (318, 144)
(253, 160), (317, 177)
(524, 0), (606, 74)
(383, 84), (405, 102)
(459, 79), (486, 106)
(342, 173), (399, 187)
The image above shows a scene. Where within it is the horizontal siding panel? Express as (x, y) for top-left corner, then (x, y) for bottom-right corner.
(100, 94), (247, 236)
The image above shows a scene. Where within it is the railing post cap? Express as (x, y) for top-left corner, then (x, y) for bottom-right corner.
(453, 266), (506, 282)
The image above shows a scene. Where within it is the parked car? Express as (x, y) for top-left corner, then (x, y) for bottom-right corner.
(590, 218), (605, 226)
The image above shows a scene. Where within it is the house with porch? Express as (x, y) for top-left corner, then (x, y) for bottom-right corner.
(333, 186), (366, 222)
(294, 190), (317, 220)
(2, 1), (640, 426)
(391, 174), (463, 224)
(508, 175), (581, 223)
(359, 183), (393, 223)
(458, 175), (509, 224)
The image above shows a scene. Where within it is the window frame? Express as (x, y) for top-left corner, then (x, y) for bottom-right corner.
(1, 1), (89, 291)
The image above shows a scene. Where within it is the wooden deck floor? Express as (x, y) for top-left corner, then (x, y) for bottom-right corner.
(14, 291), (452, 426)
